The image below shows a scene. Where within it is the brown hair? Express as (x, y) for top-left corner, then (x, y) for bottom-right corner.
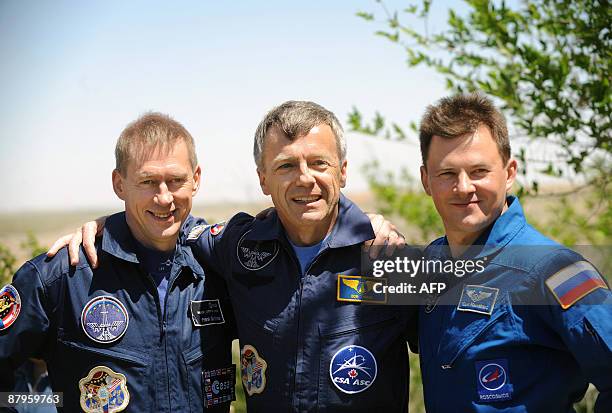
(115, 112), (198, 175)
(253, 101), (345, 169)
(419, 92), (510, 166)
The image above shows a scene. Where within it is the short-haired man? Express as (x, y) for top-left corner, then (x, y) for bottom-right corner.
(54, 101), (415, 412)
(0, 113), (236, 412)
(417, 93), (612, 412)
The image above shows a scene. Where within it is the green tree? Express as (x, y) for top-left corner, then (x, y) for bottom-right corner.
(351, 0), (611, 245)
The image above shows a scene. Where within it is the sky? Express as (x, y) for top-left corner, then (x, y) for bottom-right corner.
(0, 0), (454, 212)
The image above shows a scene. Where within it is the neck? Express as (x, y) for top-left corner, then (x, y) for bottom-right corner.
(283, 209), (338, 247)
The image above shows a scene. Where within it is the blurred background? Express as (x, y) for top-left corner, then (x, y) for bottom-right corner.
(1, 1), (609, 412)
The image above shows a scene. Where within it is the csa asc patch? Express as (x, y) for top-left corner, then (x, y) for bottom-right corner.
(237, 230), (279, 271)
(209, 222), (226, 236)
(457, 285), (499, 315)
(0, 284), (21, 331)
(329, 345), (377, 394)
(190, 299), (225, 327)
(240, 344), (267, 396)
(81, 296), (129, 344)
(337, 275), (387, 304)
(187, 224), (208, 241)
(545, 260), (608, 309)
(203, 365), (236, 407)
(475, 359), (513, 402)
(79, 365), (130, 413)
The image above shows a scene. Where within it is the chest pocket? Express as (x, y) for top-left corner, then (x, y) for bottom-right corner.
(54, 336), (152, 412)
(437, 294), (518, 369)
(317, 308), (410, 412)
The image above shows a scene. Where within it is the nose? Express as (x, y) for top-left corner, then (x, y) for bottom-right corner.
(454, 171), (475, 195)
(155, 182), (174, 206)
(296, 161), (316, 186)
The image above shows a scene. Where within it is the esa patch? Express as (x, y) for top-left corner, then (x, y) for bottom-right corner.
(79, 365), (130, 413)
(546, 261), (608, 309)
(475, 359), (513, 402)
(0, 284), (21, 330)
(337, 275), (387, 304)
(203, 365), (236, 407)
(190, 299), (225, 327)
(187, 224), (208, 241)
(209, 222), (226, 236)
(81, 296), (129, 344)
(240, 344), (267, 396)
(329, 345), (377, 394)
(237, 231), (279, 271)
(457, 285), (499, 315)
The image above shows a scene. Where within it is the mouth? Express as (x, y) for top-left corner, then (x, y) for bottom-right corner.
(451, 200), (480, 207)
(147, 210), (178, 222)
(292, 195), (323, 205)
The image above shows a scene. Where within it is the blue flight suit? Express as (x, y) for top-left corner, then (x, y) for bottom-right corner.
(0, 212), (235, 413)
(419, 196), (612, 412)
(187, 194), (416, 412)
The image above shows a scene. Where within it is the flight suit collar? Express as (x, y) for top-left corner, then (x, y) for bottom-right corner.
(102, 212), (204, 278)
(243, 193), (375, 249)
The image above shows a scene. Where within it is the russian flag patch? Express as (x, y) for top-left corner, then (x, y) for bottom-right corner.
(545, 261), (608, 309)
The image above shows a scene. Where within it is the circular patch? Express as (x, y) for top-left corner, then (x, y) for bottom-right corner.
(81, 296), (129, 344)
(236, 230), (279, 271)
(329, 345), (377, 394)
(0, 284), (21, 330)
(478, 362), (507, 391)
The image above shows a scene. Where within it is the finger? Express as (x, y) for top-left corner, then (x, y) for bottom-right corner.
(68, 229), (83, 266)
(83, 222), (99, 268)
(46, 234), (73, 257)
(384, 231), (400, 257)
(367, 213), (384, 234)
(396, 234), (406, 249)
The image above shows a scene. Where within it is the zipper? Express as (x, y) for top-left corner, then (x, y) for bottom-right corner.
(439, 309), (507, 369)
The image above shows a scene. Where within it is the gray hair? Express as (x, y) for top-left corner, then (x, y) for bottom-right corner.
(253, 100), (346, 169)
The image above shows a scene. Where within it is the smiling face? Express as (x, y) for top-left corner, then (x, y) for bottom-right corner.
(420, 124), (517, 246)
(112, 139), (201, 251)
(257, 124), (347, 245)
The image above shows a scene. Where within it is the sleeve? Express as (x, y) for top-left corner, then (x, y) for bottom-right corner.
(0, 261), (51, 392)
(536, 251), (612, 413)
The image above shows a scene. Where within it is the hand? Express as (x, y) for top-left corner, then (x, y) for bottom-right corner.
(46, 216), (107, 267)
(364, 213), (406, 259)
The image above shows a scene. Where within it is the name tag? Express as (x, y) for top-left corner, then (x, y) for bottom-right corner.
(190, 299), (225, 327)
(457, 285), (499, 315)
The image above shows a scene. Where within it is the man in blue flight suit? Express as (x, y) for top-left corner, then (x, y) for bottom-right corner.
(0, 113), (236, 412)
(417, 93), (612, 412)
(185, 101), (416, 412)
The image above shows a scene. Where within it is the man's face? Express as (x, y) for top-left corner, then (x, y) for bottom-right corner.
(257, 124), (347, 240)
(420, 124), (516, 243)
(112, 139), (201, 251)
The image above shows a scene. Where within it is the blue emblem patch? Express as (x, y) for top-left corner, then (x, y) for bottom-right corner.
(458, 285), (499, 315)
(329, 345), (377, 394)
(337, 275), (387, 304)
(475, 359), (513, 402)
(81, 296), (129, 344)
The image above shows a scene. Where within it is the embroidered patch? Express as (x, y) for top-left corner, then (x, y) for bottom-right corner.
(240, 344), (267, 396)
(209, 222), (226, 236)
(79, 365), (130, 413)
(330, 345), (377, 394)
(457, 285), (499, 315)
(187, 224), (209, 241)
(190, 299), (225, 327)
(337, 275), (387, 304)
(236, 230), (279, 271)
(81, 296), (129, 344)
(546, 261), (608, 310)
(475, 359), (513, 402)
(203, 365), (236, 407)
(0, 284), (21, 331)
